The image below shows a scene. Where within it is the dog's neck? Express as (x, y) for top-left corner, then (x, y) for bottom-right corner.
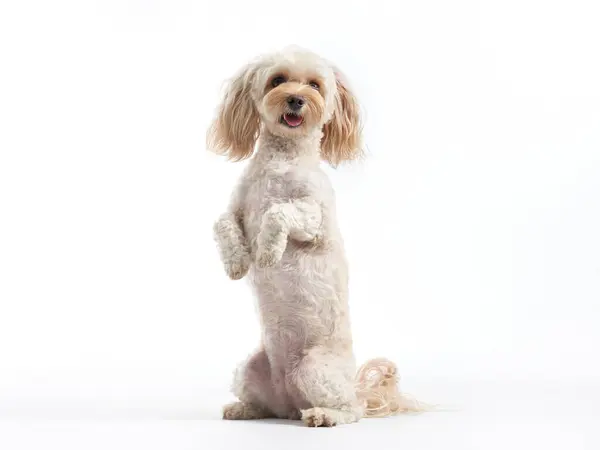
(254, 128), (322, 165)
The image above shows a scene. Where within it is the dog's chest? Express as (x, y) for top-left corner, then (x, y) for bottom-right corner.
(242, 163), (311, 241)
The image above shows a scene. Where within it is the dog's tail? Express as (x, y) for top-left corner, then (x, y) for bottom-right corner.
(355, 358), (434, 417)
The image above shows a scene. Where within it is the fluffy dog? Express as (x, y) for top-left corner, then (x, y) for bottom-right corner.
(208, 47), (410, 427)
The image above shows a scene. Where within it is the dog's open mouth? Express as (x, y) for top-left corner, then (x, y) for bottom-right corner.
(281, 113), (303, 128)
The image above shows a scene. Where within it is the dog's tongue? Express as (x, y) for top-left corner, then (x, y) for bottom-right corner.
(284, 114), (303, 127)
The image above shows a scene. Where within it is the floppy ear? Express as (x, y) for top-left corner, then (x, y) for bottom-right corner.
(321, 72), (363, 166)
(207, 64), (260, 161)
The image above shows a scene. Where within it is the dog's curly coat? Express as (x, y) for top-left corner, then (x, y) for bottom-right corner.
(208, 47), (416, 427)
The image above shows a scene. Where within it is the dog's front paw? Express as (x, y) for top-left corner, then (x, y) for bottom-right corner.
(256, 245), (284, 269)
(256, 224), (287, 269)
(224, 252), (250, 280)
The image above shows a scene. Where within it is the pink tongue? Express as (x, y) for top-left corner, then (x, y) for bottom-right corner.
(284, 114), (303, 127)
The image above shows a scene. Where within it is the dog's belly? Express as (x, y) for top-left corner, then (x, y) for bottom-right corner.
(249, 248), (350, 414)
(258, 287), (316, 416)
(252, 251), (344, 350)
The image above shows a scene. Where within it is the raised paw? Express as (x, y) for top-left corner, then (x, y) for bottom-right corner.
(224, 252), (250, 280)
(256, 214), (288, 269)
(301, 407), (337, 427)
(255, 245), (284, 269)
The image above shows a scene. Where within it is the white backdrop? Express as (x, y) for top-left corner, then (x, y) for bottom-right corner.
(1, 0), (599, 448)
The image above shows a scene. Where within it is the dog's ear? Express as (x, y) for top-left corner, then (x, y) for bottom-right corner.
(320, 71), (363, 166)
(207, 64), (260, 161)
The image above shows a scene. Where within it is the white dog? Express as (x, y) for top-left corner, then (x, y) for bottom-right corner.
(208, 47), (409, 427)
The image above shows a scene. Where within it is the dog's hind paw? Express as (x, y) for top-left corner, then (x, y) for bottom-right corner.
(222, 402), (272, 420)
(301, 407), (360, 427)
(301, 407), (339, 427)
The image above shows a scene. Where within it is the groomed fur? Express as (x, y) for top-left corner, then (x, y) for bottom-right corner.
(207, 64), (260, 161)
(321, 75), (364, 166)
(209, 47), (418, 427)
(356, 358), (432, 417)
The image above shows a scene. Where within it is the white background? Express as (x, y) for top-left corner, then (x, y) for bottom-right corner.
(1, 0), (599, 449)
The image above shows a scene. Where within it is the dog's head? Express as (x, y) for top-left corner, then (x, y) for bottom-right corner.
(207, 47), (362, 165)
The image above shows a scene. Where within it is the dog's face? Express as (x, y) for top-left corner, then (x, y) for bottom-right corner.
(254, 53), (337, 139)
(207, 48), (362, 165)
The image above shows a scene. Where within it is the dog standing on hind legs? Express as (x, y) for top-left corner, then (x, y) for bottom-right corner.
(208, 47), (415, 427)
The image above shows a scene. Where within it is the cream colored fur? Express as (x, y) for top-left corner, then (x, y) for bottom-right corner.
(208, 47), (412, 427)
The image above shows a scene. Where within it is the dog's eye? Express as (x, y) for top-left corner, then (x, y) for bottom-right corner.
(271, 76), (286, 88)
(309, 81), (320, 90)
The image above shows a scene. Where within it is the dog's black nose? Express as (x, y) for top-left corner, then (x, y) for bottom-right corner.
(287, 95), (305, 111)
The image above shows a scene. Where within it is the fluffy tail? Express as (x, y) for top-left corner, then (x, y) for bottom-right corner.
(355, 358), (433, 417)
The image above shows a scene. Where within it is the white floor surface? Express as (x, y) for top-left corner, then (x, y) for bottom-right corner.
(1, 379), (598, 450)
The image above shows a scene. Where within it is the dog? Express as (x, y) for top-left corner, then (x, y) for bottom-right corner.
(208, 47), (411, 427)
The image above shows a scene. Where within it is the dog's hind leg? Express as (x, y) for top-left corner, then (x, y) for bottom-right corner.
(222, 401), (273, 420)
(224, 349), (278, 420)
(291, 346), (363, 427)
